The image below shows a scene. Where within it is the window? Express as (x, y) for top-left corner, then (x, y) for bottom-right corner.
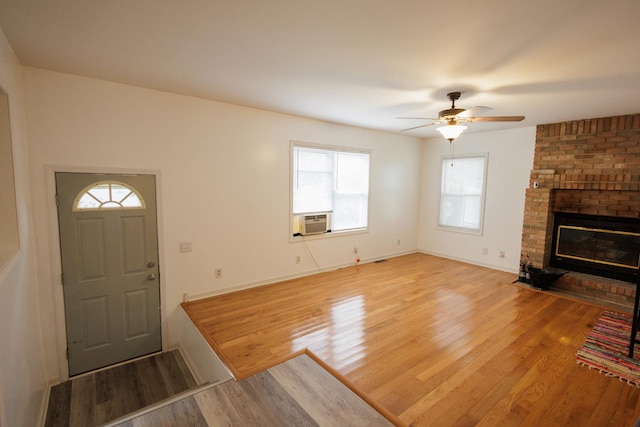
(73, 181), (145, 211)
(292, 143), (369, 234)
(439, 154), (487, 234)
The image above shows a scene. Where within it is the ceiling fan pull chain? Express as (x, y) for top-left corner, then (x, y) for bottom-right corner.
(450, 140), (455, 166)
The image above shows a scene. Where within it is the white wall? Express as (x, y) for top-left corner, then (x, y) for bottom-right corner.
(0, 30), (48, 427)
(22, 67), (422, 382)
(418, 127), (536, 272)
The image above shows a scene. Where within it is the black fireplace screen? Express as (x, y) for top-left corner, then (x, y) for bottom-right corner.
(551, 213), (640, 282)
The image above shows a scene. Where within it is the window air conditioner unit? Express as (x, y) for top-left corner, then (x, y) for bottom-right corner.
(301, 212), (331, 235)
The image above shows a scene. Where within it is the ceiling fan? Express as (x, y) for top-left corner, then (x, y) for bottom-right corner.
(398, 91), (525, 140)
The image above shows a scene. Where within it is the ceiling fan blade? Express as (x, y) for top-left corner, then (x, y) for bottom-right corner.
(456, 106), (491, 118)
(397, 91), (523, 129)
(469, 116), (525, 122)
(400, 122), (438, 131)
(396, 117), (441, 120)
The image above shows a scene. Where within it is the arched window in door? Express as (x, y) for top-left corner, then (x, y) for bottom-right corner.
(72, 181), (146, 211)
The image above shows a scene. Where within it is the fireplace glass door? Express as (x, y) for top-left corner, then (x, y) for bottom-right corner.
(551, 213), (640, 282)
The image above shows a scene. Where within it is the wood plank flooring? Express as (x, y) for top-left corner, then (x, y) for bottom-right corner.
(182, 253), (640, 426)
(45, 349), (198, 427)
(116, 353), (394, 426)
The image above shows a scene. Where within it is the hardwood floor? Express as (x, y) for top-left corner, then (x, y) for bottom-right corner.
(45, 350), (198, 427)
(182, 253), (640, 426)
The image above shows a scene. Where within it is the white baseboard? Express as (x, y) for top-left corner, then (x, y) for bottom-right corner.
(418, 250), (519, 275)
(184, 249), (417, 303)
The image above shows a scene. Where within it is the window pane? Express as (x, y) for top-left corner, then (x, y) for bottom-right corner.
(101, 201), (121, 209)
(293, 171), (332, 213)
(336, 152), (369, 193)
(439, 155), (486, 232)
(121, 192), (143, 208)
(298, 149), (332, 172)
(440, 195), (481, 228)
(442, 157), (484, 195)
(111, 186), (132, 203)
(77, 193), (101, 209)
(462, 196), (481, 228)
(294, 147), (334, 214)
(73, 181), (145, 211)
(292, 144), (369, 233)
(88, 185), (111, 203)
(333, 193), (367, 230)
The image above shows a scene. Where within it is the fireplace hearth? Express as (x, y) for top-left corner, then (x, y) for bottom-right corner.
(551, 212), (640, 282)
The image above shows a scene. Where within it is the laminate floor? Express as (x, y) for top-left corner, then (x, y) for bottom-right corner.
(182, 253), (640, 426)
(115, 353), (395, 426)
(45, 349), (198, 427)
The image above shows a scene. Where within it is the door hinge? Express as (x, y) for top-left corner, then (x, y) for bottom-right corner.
(61, 273), (64, 286)
(66, 348), (69, 360)
(55, 194), (59, 207)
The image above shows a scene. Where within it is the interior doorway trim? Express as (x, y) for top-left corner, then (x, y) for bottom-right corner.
(44, 165), (166, 381)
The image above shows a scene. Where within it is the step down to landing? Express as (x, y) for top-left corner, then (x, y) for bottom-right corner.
(44, 349), (199, 427)
(103, 381), (214, 427)
(109, 353), (397, 426)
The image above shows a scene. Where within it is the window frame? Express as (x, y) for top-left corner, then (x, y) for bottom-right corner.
(437, 153), (488, 235)
(290, 140), (371, 241)
(72, 180), (146, 211)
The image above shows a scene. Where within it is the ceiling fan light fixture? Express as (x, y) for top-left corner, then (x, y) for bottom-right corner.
(398, 91), (523, 134)
(436, 124), (467, 141)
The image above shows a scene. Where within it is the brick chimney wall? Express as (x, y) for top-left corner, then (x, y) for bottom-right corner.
(520, 114), (640, 269)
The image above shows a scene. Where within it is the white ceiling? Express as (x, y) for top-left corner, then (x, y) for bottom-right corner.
(1, 0), (639, 138)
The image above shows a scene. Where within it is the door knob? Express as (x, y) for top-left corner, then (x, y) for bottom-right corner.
(148, 273), (156, 281)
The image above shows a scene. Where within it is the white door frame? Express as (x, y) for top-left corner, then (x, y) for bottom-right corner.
(44, 165), (167, 381)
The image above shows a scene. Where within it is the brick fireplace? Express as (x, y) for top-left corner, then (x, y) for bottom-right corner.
(520, 113), (640, 306)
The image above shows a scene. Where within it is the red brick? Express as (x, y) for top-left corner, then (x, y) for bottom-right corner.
(522, 113), (640, 305)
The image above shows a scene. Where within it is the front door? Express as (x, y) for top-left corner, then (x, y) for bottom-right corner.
(56, 172), (161, 376)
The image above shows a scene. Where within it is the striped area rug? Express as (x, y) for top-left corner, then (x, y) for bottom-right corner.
(577, 310), (640, 386)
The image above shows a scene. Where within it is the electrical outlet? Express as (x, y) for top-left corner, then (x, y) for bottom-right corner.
(295, 256), (301, 264)
(354, 247), (359, 254)
(397, 239), (401, 246)
(499, 250), (506, 258)
(214, 267), (222, 278)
